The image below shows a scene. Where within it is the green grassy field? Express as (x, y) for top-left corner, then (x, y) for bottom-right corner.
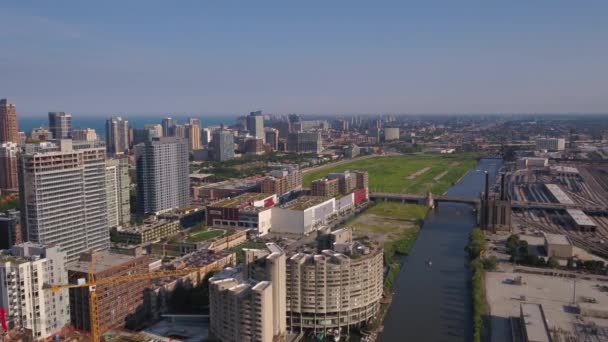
(186, 229), (225, 242)
(304, 153), (478, 194)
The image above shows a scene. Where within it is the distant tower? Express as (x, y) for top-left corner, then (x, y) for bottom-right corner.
(105, 116), (129, 155)
(247, 111), (265, 142)
(0, 98), (19, 143)
(161, 117), (176, 137)
(48, 112), (72, 139)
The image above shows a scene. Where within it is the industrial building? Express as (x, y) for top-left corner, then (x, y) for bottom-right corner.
(0, 243), (70, 339)
(544, 184), (575, 205)
(520, 303), (552, 342)
(18, 140), (110, 261)
(516, 157), (549, 169)
(566, 209), (596, 232)
(271, 196), (336, 235)
(206, 193), (277, 236)
(286, 228), (384, 334)
(68, 250), (151, 333)
(112, 219), (181, 244)
(543, 233), (573, 259)
(209, 243), (286, 342)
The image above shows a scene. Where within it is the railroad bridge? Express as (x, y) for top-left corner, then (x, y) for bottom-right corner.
(369, 192), (480, 208)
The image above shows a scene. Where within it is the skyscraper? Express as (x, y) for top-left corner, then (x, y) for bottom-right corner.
(0, 142), (19, 192)
(247, 110), (265, 142)
(0, 98), (19, 143)
(287, 131), (323, 153)
(211, 130), (235, 161)
(105, 157), (131, 228)
(105, 116), (129, 155)
(186, 123), (201, 150)
(135, 137), (190, 216)
(48, 112), (72, 139)
(265, 128), (279, 151)
(187, 117), (201, 127)
(18, 140), (110, 261)
(161, 117), (176, 137)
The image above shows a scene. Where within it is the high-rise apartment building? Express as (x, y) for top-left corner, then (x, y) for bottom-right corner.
(212, 130), (235, 161)
(48, 112), (72, 139)
(0, 210), (21, 249)
(247, 111), (265, 142)
(144, 124), (163, 138)
(0, 142), (19, 192)
(0, 243), (70, 339)
(265, 128), (279, 151)
(287, 132), (323, 154)
(105, 116), (129, 155)
(187, 117), (201, 127)
(105, 157), (131, 228)
(186, 123), (201, 150)
(72, 128), (97, 141)
(18, 140), (110, 261)
(0, 99), (19, 143)
(201, 127), (212, 145)
(30, 127), (53, 141)
(174, 124), (186, 139)
(536, 137), (566, 151)
(209, 243), (286, 342)
(135, 137), (190, 216)
(161, 117), (176, 137)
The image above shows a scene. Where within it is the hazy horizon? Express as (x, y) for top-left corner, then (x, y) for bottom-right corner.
(3, 1), (608, 115)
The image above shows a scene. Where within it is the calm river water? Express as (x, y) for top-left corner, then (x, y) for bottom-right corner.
(380, 158), (503, 342)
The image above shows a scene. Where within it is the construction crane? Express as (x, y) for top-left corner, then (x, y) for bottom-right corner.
(44, 258), (223, 342)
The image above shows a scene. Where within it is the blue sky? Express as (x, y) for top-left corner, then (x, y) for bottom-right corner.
(2, 0), (608, 116)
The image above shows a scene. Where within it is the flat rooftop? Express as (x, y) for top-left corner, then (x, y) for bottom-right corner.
(545, 184), (575, 205)
(543, 233), (571, 246)
(567, 209), (596, 227)
(281, 196), (331, 211)
(118, 219), (177, 233)
(520, 303), (551, 342)
(67, 251), (142, 274)
(210, 192), (271, 208)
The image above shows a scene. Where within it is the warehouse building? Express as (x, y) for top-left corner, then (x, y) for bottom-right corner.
(520, 303), (551, 342)
(271, 196), (336, 235)
(543, 233), (573, 259)
(566, 209), (596, 232)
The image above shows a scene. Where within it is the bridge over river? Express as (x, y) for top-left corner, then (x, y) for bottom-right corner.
(369, 191), (480, 207)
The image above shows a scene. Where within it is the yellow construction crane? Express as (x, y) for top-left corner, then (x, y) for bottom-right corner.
(45, 260), (222, 342)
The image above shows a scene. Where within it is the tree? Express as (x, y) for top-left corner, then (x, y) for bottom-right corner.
(546, 257), (559, 269)
(482, 256), (498, 271)
(506, 234), (520, 254)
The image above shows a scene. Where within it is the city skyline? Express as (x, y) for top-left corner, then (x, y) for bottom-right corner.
(2, 1), (608, 115)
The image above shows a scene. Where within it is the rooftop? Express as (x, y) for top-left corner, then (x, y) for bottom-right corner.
(545, 184), (575, 205)
(67, 251), (143, 274)
(280, 196), (332, 211)
(567, 209), (596, 227)
(117, 219), (178, 234)
(543, 233), (571, 246)
(520, 303), (551, 342)
(210, 192), (272, 208)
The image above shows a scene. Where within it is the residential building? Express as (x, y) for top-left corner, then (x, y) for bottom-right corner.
(174, 124), (186, 139)
(0, 243), (70, 339)
(201, 127), (212, 145)
(72, 128), (97, 141)
(186, 123), (201, 150)
(161, 117), (176, 137)
(132, 127), (157, 145)
(286, 228), (383, 333)
(384, 127), (400, 141)
(536, 137), (566, 151)
(247, 110), (265, 142)
(287, 132), (323, 154)
(244, 137), (264, 155)
(135, 137), (190, 216)
(187, 118), (201, 126)
(29, 127), (53, 141)
(105, 157), (131, 228)
(261, 167), (302, 196)
(265, 128), (279, 151)
(344, 144), (360, 158)
(48, 112), (72, 139)
(68, 250), (151, 333)
(0, 99), (19, 143)
(311, 177), (340, 197)
(112, 219), (180, 244)
(105, 116), (129, 155)
(0, 142), (19, 192)
(211, 129), (235, 161)
(209, 243), (286, 342)
(18, 140), (110, 261)
(0, 210), (21, 249)
(192, 178), (261, 202)
(144, 124), (163, 138)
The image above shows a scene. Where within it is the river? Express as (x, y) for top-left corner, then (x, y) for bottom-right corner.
(379, 158), (503, 342)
